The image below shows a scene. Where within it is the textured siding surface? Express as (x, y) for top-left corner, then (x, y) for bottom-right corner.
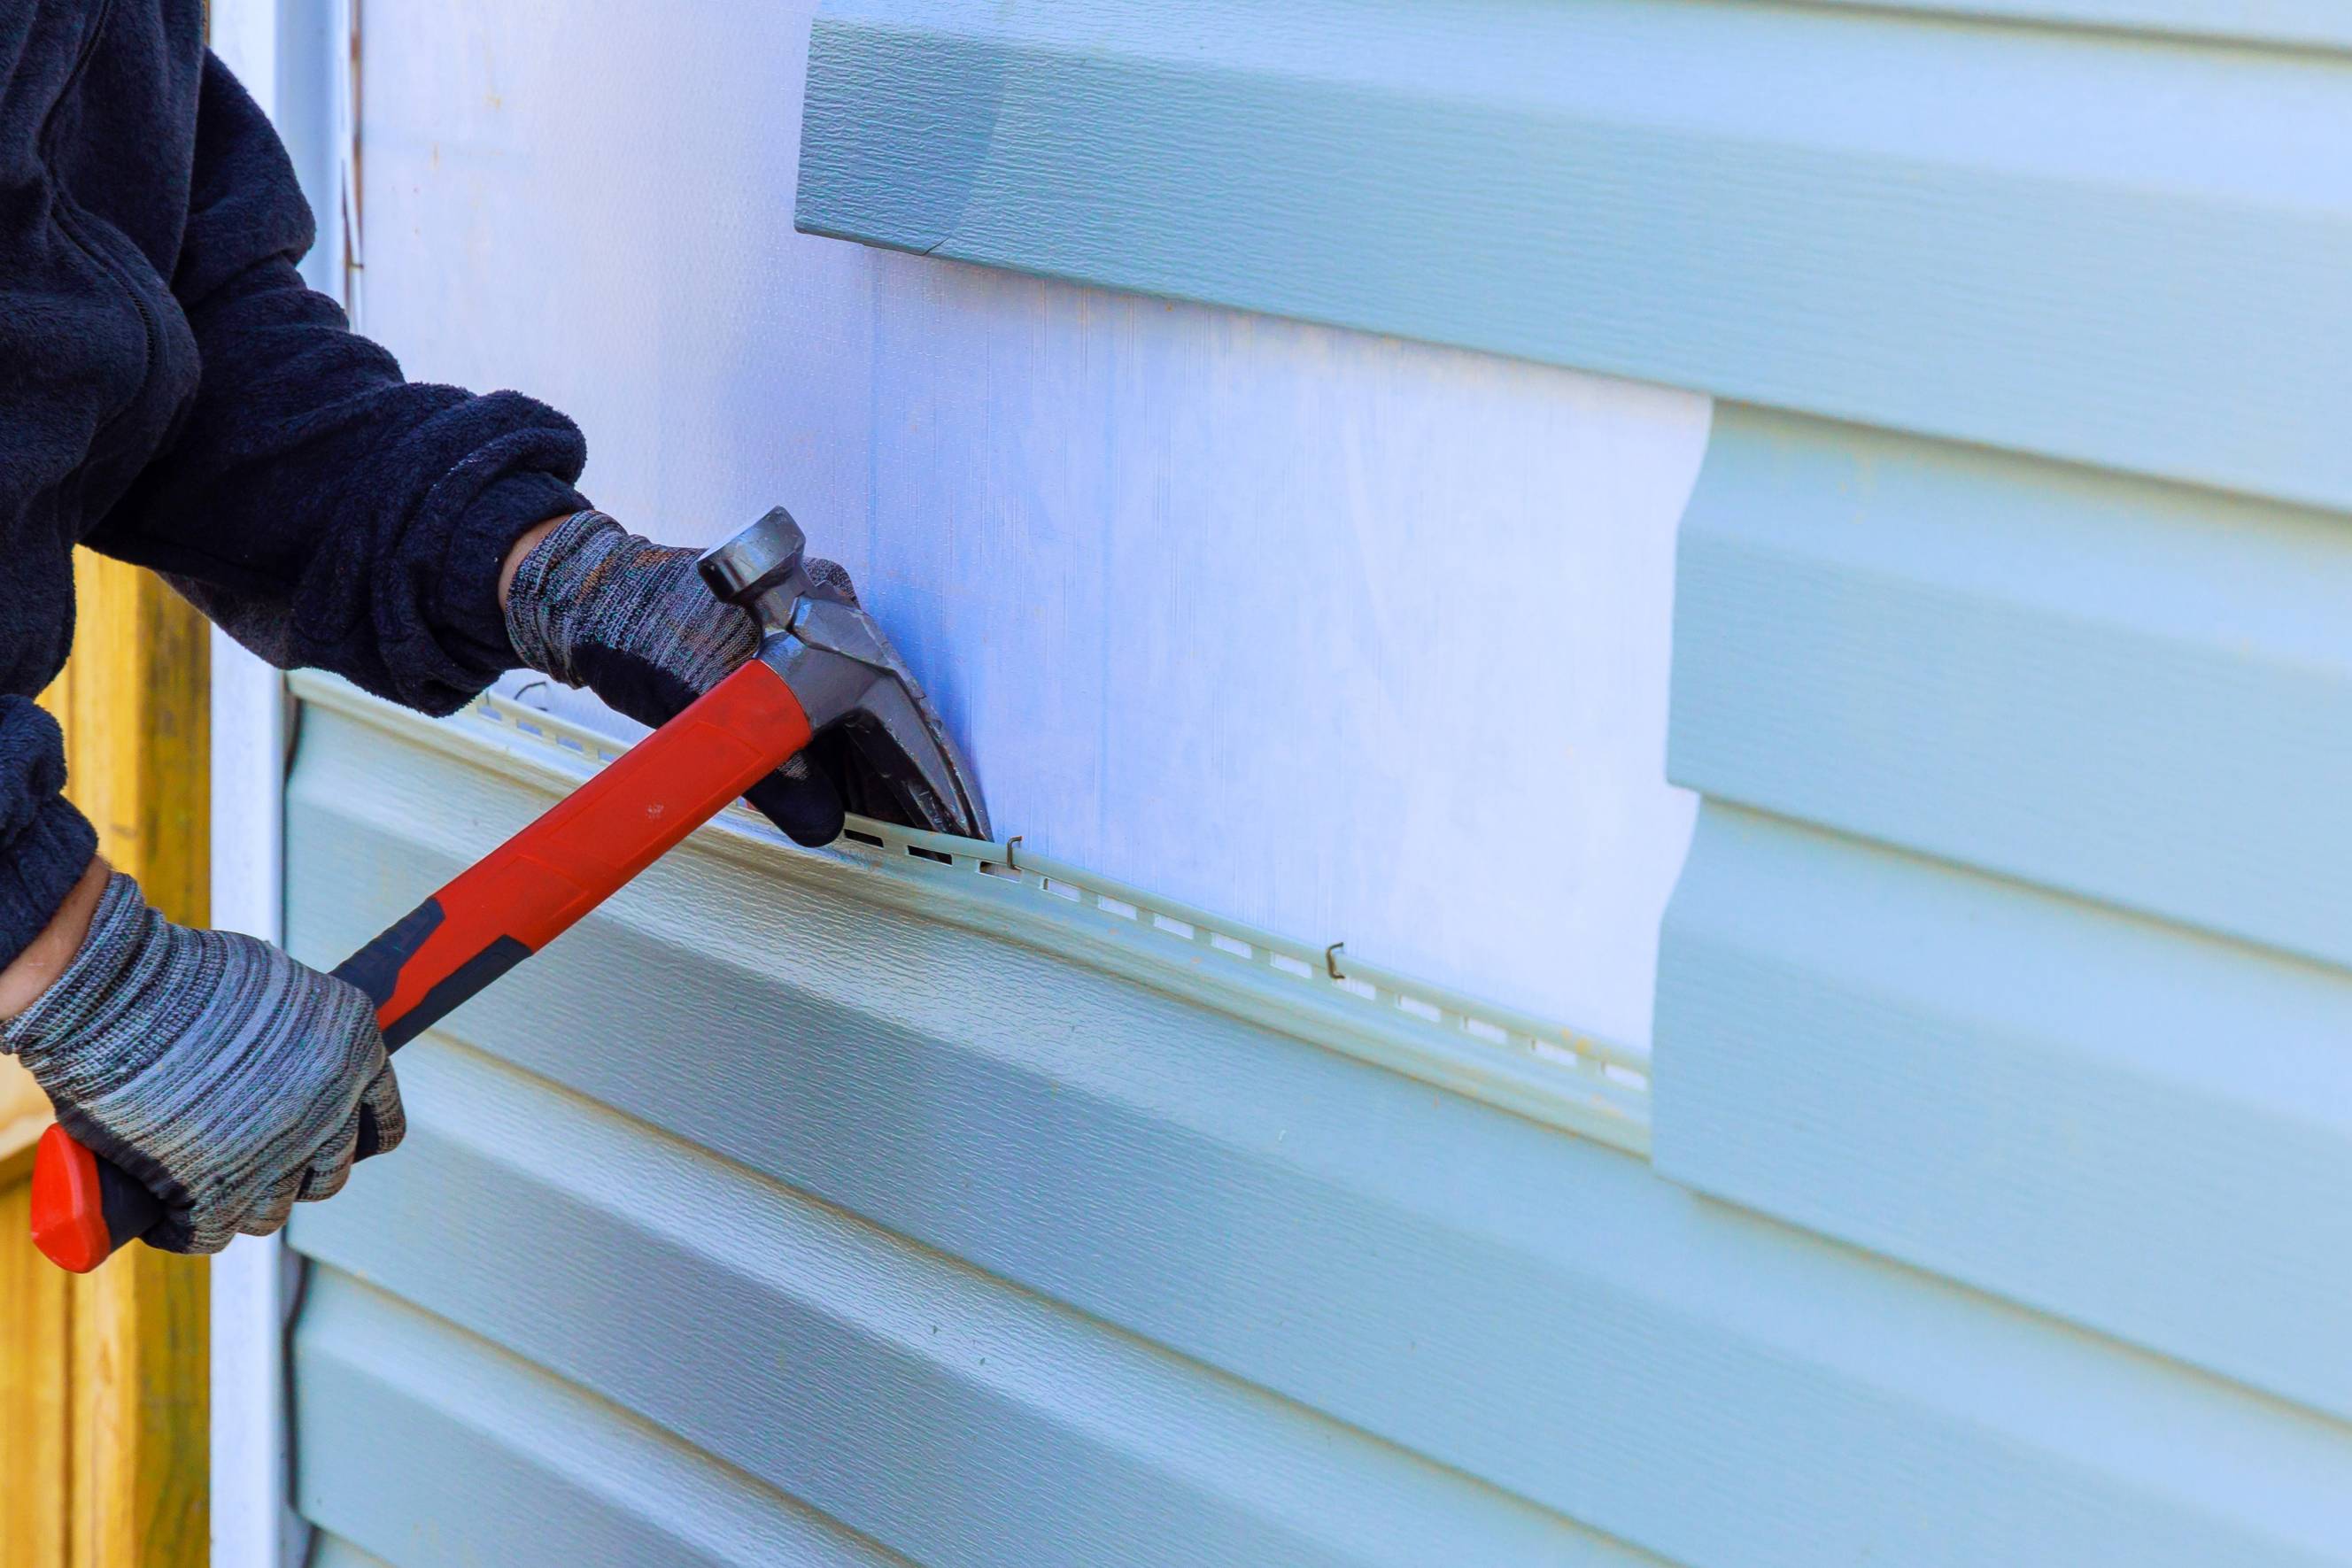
(1667, 413), (2352, 971)
(1585, 3), (2352, 1478)
(1654, 406), (2352, 1433)
(285, 692), (2352, 1567)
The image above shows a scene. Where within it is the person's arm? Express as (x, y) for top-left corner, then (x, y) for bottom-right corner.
(86, 51), (587, 716)
(0, 854), (104, 1021)
(0, 701), (103, 985)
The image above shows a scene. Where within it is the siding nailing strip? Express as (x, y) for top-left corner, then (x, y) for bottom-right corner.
(291, 673), (1648, 1155)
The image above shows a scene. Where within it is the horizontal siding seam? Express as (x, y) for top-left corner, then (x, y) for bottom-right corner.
(295, 1266), (916, 1566)
(1651, 787), (2351, 980)
(1653, 799), (2352, 1424)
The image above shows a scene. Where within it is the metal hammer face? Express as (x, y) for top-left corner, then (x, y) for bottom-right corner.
(698, 507), (991, 843)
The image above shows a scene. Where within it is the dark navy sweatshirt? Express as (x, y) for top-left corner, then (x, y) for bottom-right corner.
(2, 1), (590, 968)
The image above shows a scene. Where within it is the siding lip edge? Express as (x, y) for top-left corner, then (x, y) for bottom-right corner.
(294, 1265), (914, 1567)
(289, 671), (1650, 1157)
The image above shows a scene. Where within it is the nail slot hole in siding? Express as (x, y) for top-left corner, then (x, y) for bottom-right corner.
(1042, 878), (1081, 901)
(979, 861), (1019, 880)
(1396, 995), (1443, 1023)
(1210, 934), (1251, 958)
(842, 830), (886, 849)
(906, 846), (953, 865)
(1271, 954), (1312, 978)
(1153, 915), (1195, 938)
(1097, 898), (1139, 919)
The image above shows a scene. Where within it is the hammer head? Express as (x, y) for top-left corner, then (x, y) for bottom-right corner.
(699, 507), (991, 843)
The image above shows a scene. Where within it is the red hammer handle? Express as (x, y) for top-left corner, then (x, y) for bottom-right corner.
(29, 660), (814, 1272)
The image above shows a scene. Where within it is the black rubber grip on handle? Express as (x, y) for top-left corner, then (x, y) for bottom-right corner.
(335, 897), (450, 1018)
(334, 896), (532, 1052)
(89, 1152), (165, 1260)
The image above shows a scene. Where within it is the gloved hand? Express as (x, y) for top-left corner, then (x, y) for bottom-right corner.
(503, 507), (868, 846)
(0, 870), (401, 1255)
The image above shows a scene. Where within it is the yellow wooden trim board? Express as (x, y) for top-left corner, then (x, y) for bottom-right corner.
(1, 552), (211, 1568)
(0, 1056), (51, 1186)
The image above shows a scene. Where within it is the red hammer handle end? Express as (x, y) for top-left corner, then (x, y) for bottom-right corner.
(29, 660), (814, 1271)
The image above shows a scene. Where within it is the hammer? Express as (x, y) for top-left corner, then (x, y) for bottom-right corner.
(30, 506), (990, 1271)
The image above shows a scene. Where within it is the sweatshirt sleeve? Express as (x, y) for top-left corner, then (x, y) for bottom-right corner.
(0, 701), (99, 974)
(86, 50), (589, 715)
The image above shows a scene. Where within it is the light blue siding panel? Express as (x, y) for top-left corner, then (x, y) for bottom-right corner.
(1668, 407), (2352, 971)
(799, 0), (2352, 509)
(293, 1269), (903, 1568)
(291, 1039), (1628, 1568)
(1653, 802), (2352, 1423)
(287, 697), (2352, 1568)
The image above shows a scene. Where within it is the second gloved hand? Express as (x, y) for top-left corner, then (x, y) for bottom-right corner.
(1, 870), (402, 1255)
(503, 508), (862, 846)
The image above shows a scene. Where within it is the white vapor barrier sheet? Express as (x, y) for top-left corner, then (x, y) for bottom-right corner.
(352, 0), (1709, 1043)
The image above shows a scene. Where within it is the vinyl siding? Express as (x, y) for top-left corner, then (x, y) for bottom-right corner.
(296, 1271), (907, 1566)
(284, 692), (1649, 1568)
(286, 690), (2352, 1567)
(1654, 799), (2352, 1421)
(1666, 412), (2352, 970)
(1649, 406), (2352, 1425)
(793, 0), (2352, 1555)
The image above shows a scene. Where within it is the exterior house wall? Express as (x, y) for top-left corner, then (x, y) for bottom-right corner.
(345, 0), (1709, 1041)
(265, 1), (2352, 1564)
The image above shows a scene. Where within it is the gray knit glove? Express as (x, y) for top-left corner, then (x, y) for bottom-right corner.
(505, 508), (870, 846)
(1, 873), (402, 1255)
